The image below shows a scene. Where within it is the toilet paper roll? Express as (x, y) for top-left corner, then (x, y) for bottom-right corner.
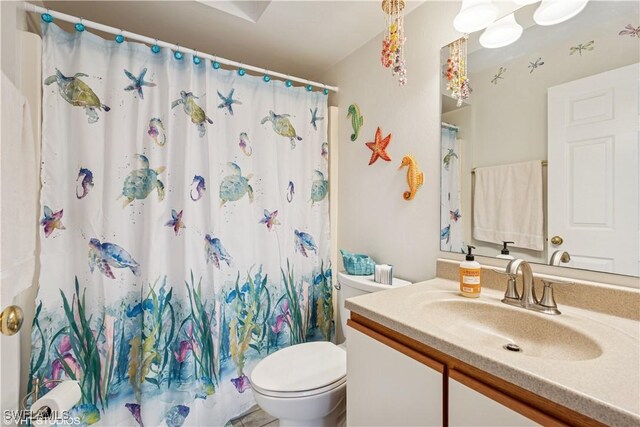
(374, 264), (393, 285)
(31, 380), (81, 416)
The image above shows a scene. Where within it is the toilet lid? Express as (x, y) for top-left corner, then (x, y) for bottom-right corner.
(250, 342), (346, 393)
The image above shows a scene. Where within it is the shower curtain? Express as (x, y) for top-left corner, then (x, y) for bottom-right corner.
(30, 24), (332, 427)
(440, 126), (465, 253)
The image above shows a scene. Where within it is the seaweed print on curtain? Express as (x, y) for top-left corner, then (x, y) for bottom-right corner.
(31, 24), (332, 427)
(440, 126), (465, 253)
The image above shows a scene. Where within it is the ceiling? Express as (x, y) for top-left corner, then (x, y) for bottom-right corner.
(40, 1), (425, 83)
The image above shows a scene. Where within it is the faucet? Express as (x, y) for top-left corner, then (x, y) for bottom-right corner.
(549, 250), (571, 266)
(504, 259), (538, 309)
(501, 259), (571, 315)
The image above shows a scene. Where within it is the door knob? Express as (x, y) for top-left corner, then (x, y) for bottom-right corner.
(0, 305), (24, 336)
(550, 236), (563, 245)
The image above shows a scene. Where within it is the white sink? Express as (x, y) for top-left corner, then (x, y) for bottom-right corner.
(422, 299), (603, 361)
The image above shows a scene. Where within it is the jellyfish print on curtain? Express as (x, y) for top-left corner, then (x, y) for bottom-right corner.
(30, 24), (332, 427)
(440, 125), (465, 253)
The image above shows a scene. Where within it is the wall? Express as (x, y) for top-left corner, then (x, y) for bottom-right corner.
(322, 1), (462, 283)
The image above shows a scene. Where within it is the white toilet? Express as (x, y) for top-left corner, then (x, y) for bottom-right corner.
(250, 272), (412, 427)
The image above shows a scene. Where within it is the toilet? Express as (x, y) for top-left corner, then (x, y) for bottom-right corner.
(250, 272), (412, 427)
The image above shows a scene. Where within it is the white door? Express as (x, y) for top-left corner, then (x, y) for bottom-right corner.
(547, 63), (639, 276)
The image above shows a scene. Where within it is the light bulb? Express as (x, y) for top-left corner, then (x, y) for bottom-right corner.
(533, 0), (589, 26)
(479, 13), (523, 48)
(454, 0), (498, 33)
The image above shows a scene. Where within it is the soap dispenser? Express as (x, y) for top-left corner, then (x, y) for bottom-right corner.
(496, 241), (515, 260)
(460, 245), (481, 298)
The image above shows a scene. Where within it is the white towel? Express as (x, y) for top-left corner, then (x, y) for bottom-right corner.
(0, 71), (38, 307)
(473, 161), (544, 251)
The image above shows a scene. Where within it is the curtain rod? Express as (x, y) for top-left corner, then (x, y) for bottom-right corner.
(441, 121), (459, 130)
(21, 2), (339, 93)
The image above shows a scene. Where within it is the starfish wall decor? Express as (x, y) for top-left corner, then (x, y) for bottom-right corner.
(365, 127), (392, 165)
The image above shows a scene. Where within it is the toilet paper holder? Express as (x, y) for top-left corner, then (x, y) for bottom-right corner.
(21, 377), (63, 415)
(22, 377), (83, 422)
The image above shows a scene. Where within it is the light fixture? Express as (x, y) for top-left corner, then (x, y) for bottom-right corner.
(513, 0), (539, 5)
(453, 0), (498, 34)
(479, 13), (523, 48)
(533, 0), (589, 26)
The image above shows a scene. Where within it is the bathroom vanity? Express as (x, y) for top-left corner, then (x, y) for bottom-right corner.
(345, 262), (640, 426)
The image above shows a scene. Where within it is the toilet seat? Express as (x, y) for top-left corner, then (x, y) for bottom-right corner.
(252, 375), (346, 398)
(250, 342), (346, 398)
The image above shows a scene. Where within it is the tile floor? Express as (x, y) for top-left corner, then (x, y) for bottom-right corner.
(228, 405), (278, 427)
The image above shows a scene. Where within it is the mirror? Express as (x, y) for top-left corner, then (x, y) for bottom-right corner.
(440, 1), (639, 277)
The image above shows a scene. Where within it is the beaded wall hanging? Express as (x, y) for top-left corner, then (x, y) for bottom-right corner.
(446, 36), (470, 107)
(381, 0), (407, 86)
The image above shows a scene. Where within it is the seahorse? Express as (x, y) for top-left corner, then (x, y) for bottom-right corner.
(399, 155), (424, 201)
(346, 104), (363, 141)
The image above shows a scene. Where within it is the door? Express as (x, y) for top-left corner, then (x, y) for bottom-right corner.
(547, 63), (639, 276)
(448, 376), (538, 427)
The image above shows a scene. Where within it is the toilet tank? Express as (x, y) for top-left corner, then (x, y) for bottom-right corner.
(336, 272), (412, 344)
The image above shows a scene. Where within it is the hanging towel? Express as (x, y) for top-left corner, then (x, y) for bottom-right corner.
(0, 71), (38, 307)
(473, 160), (544, 251)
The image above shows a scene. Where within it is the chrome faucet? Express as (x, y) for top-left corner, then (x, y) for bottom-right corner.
(501, 259), (571, 315)
(549, 250), (571, 266)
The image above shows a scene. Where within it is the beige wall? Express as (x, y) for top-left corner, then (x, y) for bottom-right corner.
(322, 2), (462, 283)
(1, 1), (20, 83)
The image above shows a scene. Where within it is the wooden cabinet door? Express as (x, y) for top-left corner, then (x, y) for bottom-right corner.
(346, 326), (444, 426)
(449, 376), (538, 426)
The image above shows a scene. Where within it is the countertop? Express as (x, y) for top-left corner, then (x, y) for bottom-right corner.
(345, 278), (640, 426)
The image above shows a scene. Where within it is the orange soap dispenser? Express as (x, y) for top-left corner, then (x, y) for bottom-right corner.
(460, 245), (481, 298)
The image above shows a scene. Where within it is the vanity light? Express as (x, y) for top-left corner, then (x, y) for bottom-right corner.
(533, 0), (589, 26)
(454, 0), (498, 34)
(479, 13), (523, 48)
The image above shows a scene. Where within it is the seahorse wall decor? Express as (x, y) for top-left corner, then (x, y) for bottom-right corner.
(399, 155), (424, 200)
(347, 104), (363, 141)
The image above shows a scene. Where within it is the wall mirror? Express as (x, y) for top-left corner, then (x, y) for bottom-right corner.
(439, 1), (639, 277)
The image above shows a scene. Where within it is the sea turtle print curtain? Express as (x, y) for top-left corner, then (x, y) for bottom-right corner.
(440, 125), (464, 253)
(30, 24), (331, 427)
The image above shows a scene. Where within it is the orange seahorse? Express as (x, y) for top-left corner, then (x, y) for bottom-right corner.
(399, 155), (424, 200)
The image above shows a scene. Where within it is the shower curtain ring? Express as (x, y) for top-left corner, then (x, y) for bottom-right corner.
(193, 50), (201, 65)
(285, 75), (292, 87)
(41, 9), (53, 23)
(212, 55), (221, 69)
(151, 39), (161, 54)
(75, 17), (85, 32)
(115, 30), (125, 44)
(262, 69), (271, 83)
(323, 85), (329, 95)
(238, 63), (246, 76)
(305, 80), (313, 92)
(174, 45), (183, 60)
